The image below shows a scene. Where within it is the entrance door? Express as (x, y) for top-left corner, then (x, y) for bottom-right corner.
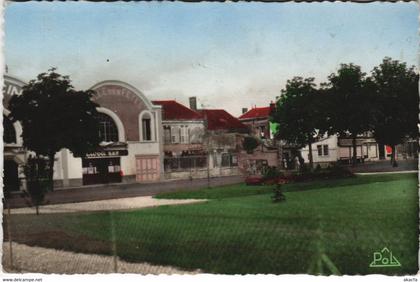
(4, 160), (19, 194)
(136, 156), (160, 182)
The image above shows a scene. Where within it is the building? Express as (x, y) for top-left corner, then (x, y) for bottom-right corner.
(238, 104), (275, 139)
(300, 134), (418, 166)
(238, 104), (280, 175)
(3, 76), (165, 190)
(152, 99), (206, 179)
(197, 108), (249, 177)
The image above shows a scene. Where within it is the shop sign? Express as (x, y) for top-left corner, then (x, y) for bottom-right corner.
(85, 150), (128, 159)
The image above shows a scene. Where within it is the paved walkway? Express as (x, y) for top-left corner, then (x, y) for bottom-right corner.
(2, 242), (200, 274)
(6, 175), (243, 208)
(9, 196), (206, 214)
(355, 170), (417, 176)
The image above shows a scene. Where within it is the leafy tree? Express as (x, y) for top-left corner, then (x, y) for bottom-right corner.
(322, 63), (375, 166)
(271, 77), (324, 169)
(242, 136), (259, 154)
(8, 68), (101, 200)
(370, 57), (418, 167)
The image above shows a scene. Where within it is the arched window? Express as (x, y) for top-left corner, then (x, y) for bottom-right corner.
(3, 115), (16, 144)
(98, 113), (119, 142)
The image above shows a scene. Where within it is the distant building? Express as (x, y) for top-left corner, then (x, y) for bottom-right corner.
(300, 134), (418, 166)
(238, 103), (280, 175)
(152, 99), (206, 179)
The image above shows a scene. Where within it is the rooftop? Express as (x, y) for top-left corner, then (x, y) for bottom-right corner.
(198, 109), (248, 131)
(152, 100), (202, 121)
(239, 106), (272, 120)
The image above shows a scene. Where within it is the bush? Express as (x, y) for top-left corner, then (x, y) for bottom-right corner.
(286, 164), (354, 183)
(242, 136), (259, 154)
(272, 184), (286, 203)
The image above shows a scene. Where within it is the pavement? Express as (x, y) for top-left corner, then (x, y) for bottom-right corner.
(8, 196), (207, 215)
(348, 159), (417, 173)
(2, 242), (200, 274)
(6, 175), (243, 208)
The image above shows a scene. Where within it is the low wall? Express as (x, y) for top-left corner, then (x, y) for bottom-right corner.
(164, 167), (241, 180)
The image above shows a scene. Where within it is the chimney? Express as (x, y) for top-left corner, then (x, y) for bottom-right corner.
(189, 97), (197, 111)
(269, 101), (275, 111)
(242, 108), (248, 114)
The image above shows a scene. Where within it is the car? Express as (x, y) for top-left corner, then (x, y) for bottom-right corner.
(245, 175), (264, 185)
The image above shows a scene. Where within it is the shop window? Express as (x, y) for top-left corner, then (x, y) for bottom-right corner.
(98, 113), (118, 142)
(3, 115), (16, 144)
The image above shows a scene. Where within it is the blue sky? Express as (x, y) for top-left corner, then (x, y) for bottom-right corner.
(4, 2), (418, 116)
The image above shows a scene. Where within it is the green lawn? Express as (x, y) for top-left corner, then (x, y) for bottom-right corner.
(6, 173), (418, 275)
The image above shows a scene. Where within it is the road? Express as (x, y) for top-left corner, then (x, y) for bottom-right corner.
(5, 175), (244, 208)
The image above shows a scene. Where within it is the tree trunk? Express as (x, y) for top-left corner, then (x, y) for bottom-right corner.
(391, 145), (398, 167)
(352, 136), (357, 167)
(35, 205), (39, 216)
(48, 152), (55, 192)
(308, 141), (313, 170)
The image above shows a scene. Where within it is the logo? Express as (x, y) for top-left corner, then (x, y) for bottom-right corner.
(369, 247), (401, 268)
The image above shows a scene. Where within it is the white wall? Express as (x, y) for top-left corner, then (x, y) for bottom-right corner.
(301, 135), (338, 163)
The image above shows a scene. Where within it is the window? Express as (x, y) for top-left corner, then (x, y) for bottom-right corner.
(98, 113), (118, 142)
(142, 117), (152, 141)
(221, 153), (238, 167)
(259, 126), (266, 138)
(323, 145), (329, 156)
(221, 153), (230, 167)
(3, 115), (16, 144)
(164, 126), (171, 144)
(317, 145), (322, 156)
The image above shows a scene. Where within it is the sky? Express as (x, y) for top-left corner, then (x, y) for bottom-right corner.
(4, 2), (419, 116)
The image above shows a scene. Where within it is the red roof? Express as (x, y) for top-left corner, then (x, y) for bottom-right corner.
(198, 109), (248, 131)
(239, 107), (271, 120)
(152, 100), (202, 121)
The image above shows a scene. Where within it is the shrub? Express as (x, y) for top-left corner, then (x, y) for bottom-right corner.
(272, 184), (286, 203)
(242, 136), (259, 154)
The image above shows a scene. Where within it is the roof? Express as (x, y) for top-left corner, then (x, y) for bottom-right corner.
(152, 100), (202, 121)
(239, 107), (272, 120)
(198, 109), (248, 131)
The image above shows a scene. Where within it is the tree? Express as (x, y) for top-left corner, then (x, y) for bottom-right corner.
(270, 77), (324, 169)
(242, 136), (259, 154)
(8, 68), (101, 208)
(370, 57), (418, 167)
(322, 63), (375, 166)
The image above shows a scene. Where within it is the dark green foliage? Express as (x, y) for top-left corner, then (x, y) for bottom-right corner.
(370, 58), (419, 166)
(242, 136), (259, 153)
(270, 77), (325, 168)
(8, 68), (102, 193)
(322, 63), (375, 166)
(262, 166), (282, 180)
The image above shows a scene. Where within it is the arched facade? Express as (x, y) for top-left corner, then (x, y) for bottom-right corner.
(57, 80), (164, 186)
(2, 75), (164, 189)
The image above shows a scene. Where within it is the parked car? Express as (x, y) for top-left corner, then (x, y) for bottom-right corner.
(245, 175), (264, 185)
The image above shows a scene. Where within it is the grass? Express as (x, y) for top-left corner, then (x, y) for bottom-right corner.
(5, 173), (418, 275)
